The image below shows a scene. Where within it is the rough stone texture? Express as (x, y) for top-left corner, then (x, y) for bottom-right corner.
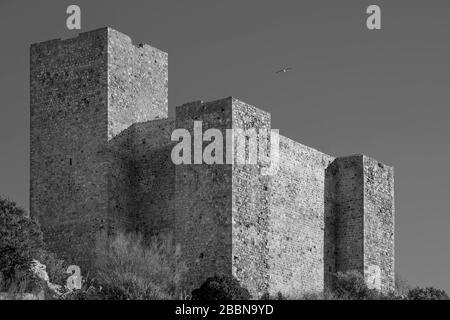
(325, 156), (365, 286)
(30, 27), (168, 271)
(269, 137), (334, 297)
(324, 155), (395, 292)
(173, 98), (233, 289)
(30, 28), (395, 297)
(107, 119), (175, 238)
(363, 156), (395, 292)
(108, 28), (168, 140)
(231, 99), (272, 297)
(30, 28), (110, 270)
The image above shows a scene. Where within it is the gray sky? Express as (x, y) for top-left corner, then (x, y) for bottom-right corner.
(1, 0), (450, 291)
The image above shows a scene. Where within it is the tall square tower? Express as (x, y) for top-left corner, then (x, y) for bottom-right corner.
(30, 28), (168, 269)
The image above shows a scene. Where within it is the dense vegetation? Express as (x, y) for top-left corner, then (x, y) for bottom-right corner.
(191, 274), (251, 300)
(91, 232), (187, 300)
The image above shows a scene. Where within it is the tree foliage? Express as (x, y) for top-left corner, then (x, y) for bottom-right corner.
(333, 270), (382, 300)
(191, 274), (251, 300)
(0, 197), (43, 281)
(407, 287), (449, 300)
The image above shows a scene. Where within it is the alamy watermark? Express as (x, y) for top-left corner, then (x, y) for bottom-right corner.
(66, 5), (81, 30)
(64, 5), (380, 32)
(171, 121), (280, 176)
(367, 5), (381, 30)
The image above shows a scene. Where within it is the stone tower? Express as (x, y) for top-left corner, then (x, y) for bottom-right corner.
(30, 28), (168, 270)
(325, 155), (395, 293)
(30, 28), (394, 297)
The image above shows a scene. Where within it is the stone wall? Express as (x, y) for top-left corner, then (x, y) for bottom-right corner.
(231, 99), (272, 297)
(30, 28), (109, 270)
(107, 125), (135, 234)
(325, 155), (365, 282)
(107, 28), (168, 140)
(130, 119), (175, 238)
(173, 98), (233, 289)
(269, 137), (334, 296)
(106, 28), (169, 238)
(107, 119), (175, 239)
(363, 156), (395, 292)
(324, 155), (395, 292)
(30, 27), (169, 271)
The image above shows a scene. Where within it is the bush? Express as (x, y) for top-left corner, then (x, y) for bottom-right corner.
(35, 249), (68, 286)
(298, 271), (397, 300)
(407, 287), (449, 300)
(332, 271), (382, 300)
(0, 197), (44, 290)
(300, 291), (339, 300)
(93, 232), (187, 300)
(191, 275), (251, 300)
(299, 273), (449, 301)
(60, 276), (104, 300)
(260, 291), (287, 300)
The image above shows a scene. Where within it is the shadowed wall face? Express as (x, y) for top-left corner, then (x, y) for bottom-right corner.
(30, 29), (109, 269)
(107, 28), (170, 237)
(331, 156), (365, 275)
(325, 155), (395, 292)
(173, 99), (234, 289)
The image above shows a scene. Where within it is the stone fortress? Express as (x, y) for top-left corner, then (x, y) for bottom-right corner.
(30, 27), (395, 298)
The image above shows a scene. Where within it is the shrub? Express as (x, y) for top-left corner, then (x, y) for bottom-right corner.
(300, 291), (331, 300)
(61, 276), (104, 300)
(332, 271), (382, 300)
(35, 249), (68, 286)
(0, 197), (44, 290)
(94, 232), (187, 300)
(407, 287), (449, 300)
(260, 291), (287, 300)
(296, 271), (391, 300)
(4, 268), (45, 296)
(191, 274), (251, 300)
(300, 273), (449, 301)
(260, 292), (270, 300)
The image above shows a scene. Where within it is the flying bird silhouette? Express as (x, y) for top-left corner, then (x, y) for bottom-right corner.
(275, 67), (292, 74)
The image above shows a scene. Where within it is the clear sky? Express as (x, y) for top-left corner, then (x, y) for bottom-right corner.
(1, 0), (449, 292)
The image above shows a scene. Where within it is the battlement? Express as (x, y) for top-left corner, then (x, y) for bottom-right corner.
(30, 28), (395, 297)
(30, 27), (166, 55)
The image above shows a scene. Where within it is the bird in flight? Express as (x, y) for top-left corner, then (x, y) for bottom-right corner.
(275, 67), (292, 74)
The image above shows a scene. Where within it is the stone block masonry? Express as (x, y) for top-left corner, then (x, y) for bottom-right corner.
(325, 155), (395, 292)
(30, 29), (110, 270)
(30, 27), (395, 297)
(30, 27), (168, 270)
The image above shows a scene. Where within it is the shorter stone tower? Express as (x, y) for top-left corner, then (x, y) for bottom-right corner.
(30, 28), (394, 297)
(325, 155), (395, 293)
